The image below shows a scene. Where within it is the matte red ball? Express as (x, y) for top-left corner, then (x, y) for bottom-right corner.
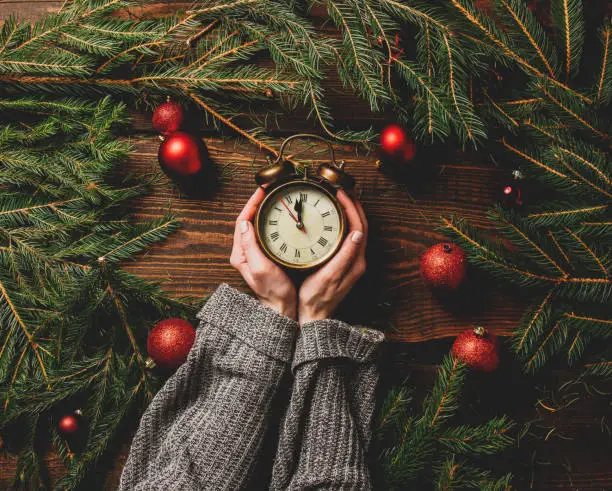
(158, 132), (206, 177)
(58, 414), (80, 436)
(452, 326), (500, 372)
(380, 124), (408, 154)
(147, 318), (196, 369)
(420, 242), (467, 290)
(152, 101), (184, 135)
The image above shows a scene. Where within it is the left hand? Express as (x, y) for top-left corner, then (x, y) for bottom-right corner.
(230, 188), (297, 319)
(297, 191), (368, 325)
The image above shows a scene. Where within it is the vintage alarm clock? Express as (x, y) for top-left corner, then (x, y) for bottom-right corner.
(254, 134), (356, 270)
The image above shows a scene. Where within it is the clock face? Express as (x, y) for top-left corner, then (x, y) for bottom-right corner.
(256, 181), (345, 269)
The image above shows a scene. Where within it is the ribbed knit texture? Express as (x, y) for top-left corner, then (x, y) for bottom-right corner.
(119, 284), (384, 490)
(270, 320), (384, 490)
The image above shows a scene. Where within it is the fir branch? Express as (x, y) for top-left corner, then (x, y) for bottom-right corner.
(526, 204), (609, 228)
(551, 0), (584, 80)
(425, 355), (464, 428)
(597, 21), (611, 103)
(538, 84), (609, 140)
(497, 0), (557, 78)
(185, 89), (279, 156)
(500, 138), (576, 182)
(515, 291), (554, 353)
(441, 32), (475, 143)
(564, 227), (609, 277)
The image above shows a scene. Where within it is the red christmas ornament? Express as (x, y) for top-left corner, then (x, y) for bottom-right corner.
(152, 100), (185, 136)
(158, 132), (207, 178)
(58, 410), (82, 436)
(452, 326), (500, 372)
(420, 242), (468, 290)
(146, 318), (196, 369)
(379, 124), (417, 166)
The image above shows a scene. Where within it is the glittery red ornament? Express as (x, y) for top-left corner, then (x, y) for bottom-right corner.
(158, 132), (207, 178)
(146, 318), (196, 369)
(420, 242), (467, 290)
(152, 100), (184, 136)
(58, 411), (82, 436)
(452, 326), (500, 372)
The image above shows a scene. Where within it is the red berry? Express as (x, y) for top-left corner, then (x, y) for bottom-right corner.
(452, 326), (500, 372)
(58, 413), (80, 436)
(147, 318), (196, 369)
(420, 242), (467, 290)
(158, 132), (207, 177)
(152, 101), (184, 135)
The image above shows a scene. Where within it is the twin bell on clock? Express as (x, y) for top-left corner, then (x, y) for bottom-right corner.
(254, 134), (356, 271)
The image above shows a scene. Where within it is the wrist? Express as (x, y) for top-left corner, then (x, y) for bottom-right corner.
(261, 298), (297, 320)
(298, 310), (329, 326)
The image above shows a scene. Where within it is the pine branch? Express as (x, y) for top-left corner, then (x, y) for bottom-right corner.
(496, 0), (558, 78)
(596, 21), (612, 104)
(551, 0), (585, 80)
(376, 354), (513, 489)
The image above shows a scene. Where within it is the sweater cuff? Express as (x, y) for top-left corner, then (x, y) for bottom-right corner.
(196, 284), (298, 363)
(292, 319), (384, 372)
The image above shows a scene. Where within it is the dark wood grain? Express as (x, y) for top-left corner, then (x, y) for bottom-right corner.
(0, 2), (610, 490)
(122, 136), (525, 342)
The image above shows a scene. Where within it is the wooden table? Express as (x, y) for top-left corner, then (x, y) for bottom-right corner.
(1, 2), (610, 489)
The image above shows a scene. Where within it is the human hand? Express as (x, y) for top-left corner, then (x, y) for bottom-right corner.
(298, 190), (367, 325)
(230, 188), (297, 319)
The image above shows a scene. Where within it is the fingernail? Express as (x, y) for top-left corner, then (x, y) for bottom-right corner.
(240, 220), (249, 233)
(351, 231), (363, 243)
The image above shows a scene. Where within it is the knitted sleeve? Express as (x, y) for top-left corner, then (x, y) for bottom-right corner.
(119, 284), (298, 491)
(270, 319), (385, 490)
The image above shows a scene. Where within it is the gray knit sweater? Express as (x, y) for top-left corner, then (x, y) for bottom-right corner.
(119, 284), (384, 490)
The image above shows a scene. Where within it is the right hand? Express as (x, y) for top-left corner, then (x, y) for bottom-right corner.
(297, 191), (368, 325)
(230, 188), (297, 319)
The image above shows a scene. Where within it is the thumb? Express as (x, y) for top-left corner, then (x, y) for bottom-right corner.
(239, 220), (268, 268)
(325, 230), (363, 277)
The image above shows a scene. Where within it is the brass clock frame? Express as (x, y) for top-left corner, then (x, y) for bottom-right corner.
(254, 179), (346, 271)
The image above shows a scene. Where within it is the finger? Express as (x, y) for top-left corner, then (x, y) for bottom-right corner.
(238, 220), (273, 275)
(354, 199), (368, 239)
(337, 190), (363, 236)
(232, 187), (266, 257)
(237, 187), (266, 222)
(319, 227), (364, 281)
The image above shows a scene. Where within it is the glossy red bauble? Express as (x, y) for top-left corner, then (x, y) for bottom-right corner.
(379, 124), (417, 165)
(58, 412), (81, 436)
(152, 101), (185, 135)
(452, 326), (500, 372)
(380, 124), (407, 154)
(420, 242), (468, 290)
(147, 318), (196, 369)
(158, 132), (206, 177)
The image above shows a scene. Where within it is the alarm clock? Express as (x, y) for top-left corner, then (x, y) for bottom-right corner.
(254, 134), (356, 270)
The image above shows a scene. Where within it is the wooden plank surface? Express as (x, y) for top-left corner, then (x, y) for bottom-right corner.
(0, 2), (610, 490)
(122, 135), (526, 342)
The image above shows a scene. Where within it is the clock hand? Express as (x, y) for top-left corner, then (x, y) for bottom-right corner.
(294, 198), (304, 225)
(278, 197), (306, 233)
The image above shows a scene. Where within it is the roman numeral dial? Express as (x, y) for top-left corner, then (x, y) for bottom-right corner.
(257, 183), (344, 269)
